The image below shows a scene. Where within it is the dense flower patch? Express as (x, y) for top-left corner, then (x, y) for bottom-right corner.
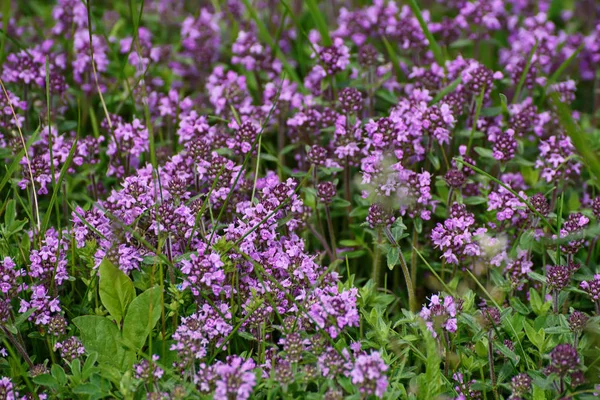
(0, 0), (599, 398)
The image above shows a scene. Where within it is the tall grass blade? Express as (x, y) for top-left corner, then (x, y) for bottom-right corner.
(551, 92), (600, 189)
(407, 0), (445, 66)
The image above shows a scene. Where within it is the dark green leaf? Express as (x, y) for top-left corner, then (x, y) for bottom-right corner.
(99, 258), (135, 324)
(509, 297), (530, 315)
(33, 374), (58, 388)
(305, 0), (331, 46)
(73, 315), (134, 371)
(51, 364), (67, 386)
(122, 286), (162, 351)
(387, 247), (399, 270)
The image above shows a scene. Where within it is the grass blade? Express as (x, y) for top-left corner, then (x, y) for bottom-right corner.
(407, 0), (445, 66)
(551, 92), (600, 189)
(240, 0), (302, 85)
(305, 0), (332, 46)
(467, 87), (485, 152)
(512, 40), (539, 104)
(429, 76), (462, 106)
(382, 36), (405, 81)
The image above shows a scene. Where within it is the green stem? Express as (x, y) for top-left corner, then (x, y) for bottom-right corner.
(325, 206), (337, 259)
(372, 230), (382, 286)
(384, 227), (416, 312)
(488, 330), (498, 399)
(411, 228), (418, 296)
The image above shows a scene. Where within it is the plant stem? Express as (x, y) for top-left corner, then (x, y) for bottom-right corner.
(1, 327), (33, 368)
(307, 223), (334, 261)
(344, 156), (353, 225)
(488, 330), (498, 399)
(325, 206), (337, 259)
(411, 228), (418, 296)
(372, 230), (382, 286)
(384, 227), (416, 312)
(443, 330), (451, 377)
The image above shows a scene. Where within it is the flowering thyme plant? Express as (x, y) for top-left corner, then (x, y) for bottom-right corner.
(0, 0), (599, 399)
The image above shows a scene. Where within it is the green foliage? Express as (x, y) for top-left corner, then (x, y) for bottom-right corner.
(122, 286), (162, 351)
(98, 258), (135, 324)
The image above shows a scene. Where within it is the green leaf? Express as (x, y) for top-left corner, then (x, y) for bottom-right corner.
(529, 288), (551, 316)
(73, 316), (134, 371)
(51, 364), (67, 386)
(416, 324), (442, 399)
(499, 93), (509, 115)
(510, 297), (530, 315)
(532, 384), (546, 400)
(528, 271), (547, 284)
(524, 321), (545, 351)
(331, 198), (352, 209)
(122, 286), (162, 351)
(82, 352), (98, 380)
(497, 341), (520, 365)
(387, 247), (399, 270)
(99, 258), (135, 324)
(463, 196), (487, 205)
(474, 146), (494, 159)
(33, 374), (58, 388)
(4, 199), (15, 227)
(428, 153), (441, 170)
(429, 77), (462, 106)
(73, 383), (101, 395)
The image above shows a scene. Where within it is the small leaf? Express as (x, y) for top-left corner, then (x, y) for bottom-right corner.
(529, 288), (550, 316)
(510, 297), (530, 315)
(428, 153), (441, 170)
(528, 271), (547, 284)
(73, 383), (101, 395)
(82, 352), (98, 379)
(474, 146), (494, 159)
(99, 258), (135, 324)
(122, 286), (162, 351)
(499, 94), (509, 115)
(33, 374), (58, 388)
(532, 384), (546, 400)
(463, 196), (487, 205)
(387, 247), (399, 270)
(4, 199), (15, 227)
(524, 321), (542, 350)
(51, 364), (67, 386)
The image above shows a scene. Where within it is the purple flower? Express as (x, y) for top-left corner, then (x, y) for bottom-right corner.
(536, 134), (581, 183)
(547, 343), (580, 377)
(19, 285), (61, 326)
(178, 244), (226, 296)
(0, 257), (24, 296)
(420, 293), (460, 337)
(54, 336), (85, 361)
(213, 356), (256, 400)
(580, 274), (600, 303)
(308, 287), (360, 338)
(0, 376), (17, 400)
(350, 351), (389, 398)
(134, 355), (164, 381)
